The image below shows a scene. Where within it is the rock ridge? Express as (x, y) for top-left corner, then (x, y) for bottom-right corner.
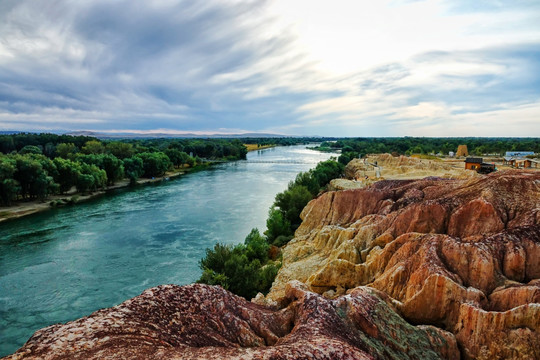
(267, 169), (540, 359)
(3, 282), (459, 360)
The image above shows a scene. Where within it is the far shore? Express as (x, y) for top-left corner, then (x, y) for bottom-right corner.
(0, 169), (187, 224)
(0, 146), (276, 224)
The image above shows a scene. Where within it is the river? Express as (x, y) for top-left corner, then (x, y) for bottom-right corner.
(0, 145), (337, 356)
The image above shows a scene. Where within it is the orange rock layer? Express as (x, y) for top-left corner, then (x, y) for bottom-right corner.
(268, 170), (540, 359)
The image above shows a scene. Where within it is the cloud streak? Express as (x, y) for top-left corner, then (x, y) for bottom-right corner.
(0, 0), (539, 136)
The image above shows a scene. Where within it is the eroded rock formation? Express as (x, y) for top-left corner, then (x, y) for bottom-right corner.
(5, 169), (539, 360)
(4, 282), (459, 360)
(268, 170), (540, 359)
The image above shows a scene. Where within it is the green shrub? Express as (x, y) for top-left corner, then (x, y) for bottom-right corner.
(198, 229), (279, 299)
(338, 151), (359, 165)
(270, 158), (344, 241)
(273, 235), (293, 247)
(264, 207), (292, 244)
(136, 152), (172, 177)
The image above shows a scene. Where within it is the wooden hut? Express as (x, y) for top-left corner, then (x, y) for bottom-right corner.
(465, 157), (482, 170)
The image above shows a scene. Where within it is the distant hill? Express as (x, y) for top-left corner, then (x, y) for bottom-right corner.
(64, 131), (293, 139)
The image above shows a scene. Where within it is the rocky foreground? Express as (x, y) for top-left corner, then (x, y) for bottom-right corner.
(5, 169), (540, 360)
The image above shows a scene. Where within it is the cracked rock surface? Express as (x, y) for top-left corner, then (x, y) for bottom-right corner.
(3, 282), (458, 360)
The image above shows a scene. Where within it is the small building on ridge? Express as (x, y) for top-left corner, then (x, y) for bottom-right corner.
(503, 151), (538, 168)
(465, 157), (482, 170)
(505, 151), (534, 158)
(465, 157), (496, 173)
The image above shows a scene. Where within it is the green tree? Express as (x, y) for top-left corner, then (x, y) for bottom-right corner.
(75, 153), (103, 167)
(75, 173), (94, 193)
(294, 171), (319, 196)
(53, 158), (81, 193)
(13, 155), (57, 200)
(56, 143), (78, 159)
(186, 155), (195, 167)
(264, 207), (292, 244)
(312, 159), (344, 189)
(136, 152), (172, 177)
(198, 229), (279, 299)
(81, 140), (105, 155)
(0, 156), (20, 205)
(123, 156), (144, 184)
(164, 148), (186, 168)
(0, 136), (15, 153)
(76, 163), (106, 193)
(106, 142), (134, 159)
(243, 229), (269, 263)
(101, 154), (124, 185)
(338, 151), (358, 165)
(19, 145), (42, 155)
(43, 142), (56, 158)
(274, 184), (313, 228)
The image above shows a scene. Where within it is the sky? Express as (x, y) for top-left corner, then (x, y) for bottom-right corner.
(0, 0), (539, 137)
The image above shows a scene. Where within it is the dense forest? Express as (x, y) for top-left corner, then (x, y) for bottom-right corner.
(0, 133), (248, 206)
(314, 137), (540, 157)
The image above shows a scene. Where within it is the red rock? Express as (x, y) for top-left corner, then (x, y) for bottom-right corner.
(270, 170), (540, 359)
(3, 282), (459, 360)
(489, 281), (540, 311)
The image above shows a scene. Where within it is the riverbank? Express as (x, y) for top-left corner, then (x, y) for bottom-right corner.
(0, 169), (188, 224)
(0, 145), (274, 224)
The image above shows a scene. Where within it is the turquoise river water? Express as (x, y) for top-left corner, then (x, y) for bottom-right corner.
(0, 145), (336, 356)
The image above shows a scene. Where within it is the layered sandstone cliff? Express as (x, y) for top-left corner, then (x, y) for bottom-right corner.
(268, 170), (540, 359)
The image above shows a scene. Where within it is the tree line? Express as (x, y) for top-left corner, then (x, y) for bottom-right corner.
(115, 138), (248, 160)
(0, 134), (248, 206)
(314, 137), (540, 157)
(240, 137), (339, 148)
(197, 157), (346, 299)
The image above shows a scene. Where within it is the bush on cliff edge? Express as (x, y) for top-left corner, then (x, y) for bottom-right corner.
(198, 158), (344, 299)
(198, 229), (280, 299)
(265, 158), (344, 245)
